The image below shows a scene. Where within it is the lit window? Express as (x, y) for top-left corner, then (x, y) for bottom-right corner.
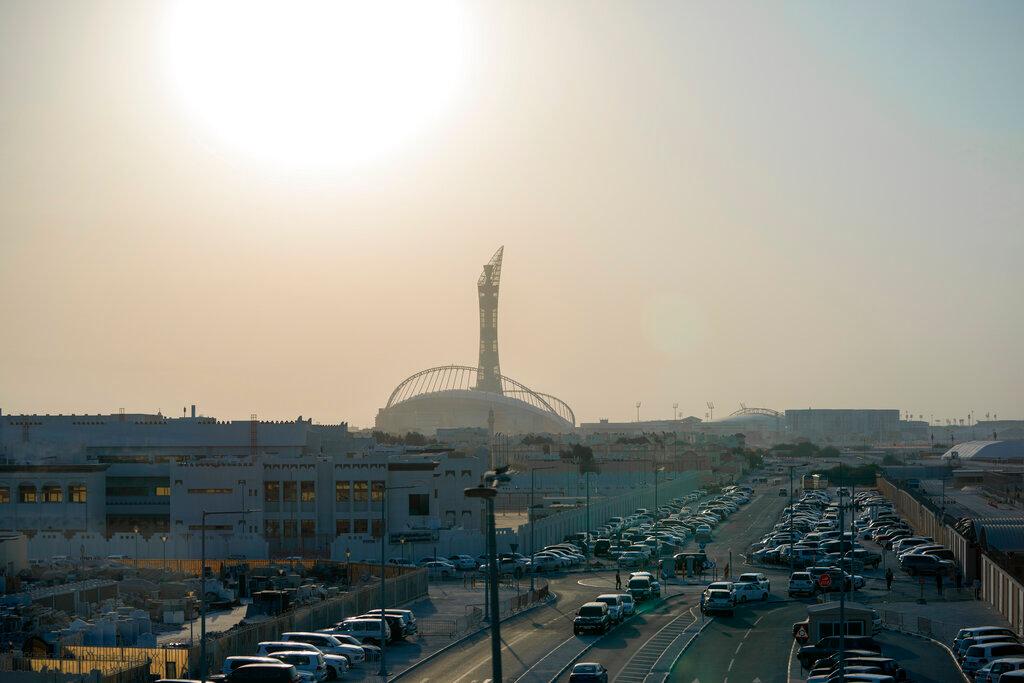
(43, 485), (63, 503)
(371, 481), (384, 503)
(0, 487), (10, 504)
(300, 481), (315, 502)
(19, 485), (36, 503)
(354, 481), (368, 503)
(264, 481), (279, 502)
(335, 481), (350, 502)
(155, 486), (170, 497)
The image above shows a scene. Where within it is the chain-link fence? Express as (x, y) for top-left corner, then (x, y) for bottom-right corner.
(882, 610), (959, 644)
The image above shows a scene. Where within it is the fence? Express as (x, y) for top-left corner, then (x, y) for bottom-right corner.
(64, 646), (188, 679)
(0, 652), (151, 683)
(881, 610), (960, 644)
(122, 557), (407, 579)
(416, 579), (549, 638)
(191, 567), (428, 675)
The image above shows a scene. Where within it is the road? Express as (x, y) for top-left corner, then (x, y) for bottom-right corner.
(402, 483), (789, 683)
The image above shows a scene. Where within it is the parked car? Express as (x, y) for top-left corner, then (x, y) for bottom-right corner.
(629, 572), (661, 598)
(424, 561), (456, 579)
(332, 618), (391, 646)
(797, 636), (881, 669)
(446, 555), (478, 571)
(266, 651), (328, 682)
(569, 662), (609, 683)
(216, 657), (281, 683)
(280, 633), (366, 665)
(627, 576), (653, 602)
(734, 581), (769, 602)
(618, 593), (636, 617)
(975, 656), (1024, 683)
(963, 643), (1024, 675)
(788, 572), (816, 597)
(573, 602), (611, 635)
(900, 553), (955, 576)
(227, 663), (302, 683)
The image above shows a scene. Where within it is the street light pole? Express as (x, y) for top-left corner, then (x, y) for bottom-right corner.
(199, 508), (257, 681)
(378, 484), (415, 680)
(530, 466), (555, 591)
(465, 467), (511, 683)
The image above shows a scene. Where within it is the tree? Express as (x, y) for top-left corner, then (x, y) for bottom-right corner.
(560, 444), (600, 474)
(818, 446), (841, 459)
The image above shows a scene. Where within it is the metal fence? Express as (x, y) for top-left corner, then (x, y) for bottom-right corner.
(882, 610), (959, 644)
(64, 646), (188, 679)
(0, 652), (151, 683)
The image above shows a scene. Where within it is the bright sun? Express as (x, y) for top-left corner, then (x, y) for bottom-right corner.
(161, 1), (470, 170)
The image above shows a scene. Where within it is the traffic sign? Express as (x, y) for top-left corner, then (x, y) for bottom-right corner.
(795, 626), (809, 643)
(698, 542), (707, 550)
(818, 573), (832, 589)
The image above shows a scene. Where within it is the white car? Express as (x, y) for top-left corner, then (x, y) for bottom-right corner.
(267, 651), (328, 682)
(618, 593), (636, 617)
(736, 572), (770, 592)
(529, 554), (560, 572)
(617, 551), (644, 568)
(733, 582), (769, 603)
(280, 633), (366, 666)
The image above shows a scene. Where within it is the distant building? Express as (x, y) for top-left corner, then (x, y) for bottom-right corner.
(784, 409), (901, 444)
(578, 417), (702, 438)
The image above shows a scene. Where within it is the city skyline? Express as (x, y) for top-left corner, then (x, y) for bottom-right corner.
(2, 1), (1022, 426)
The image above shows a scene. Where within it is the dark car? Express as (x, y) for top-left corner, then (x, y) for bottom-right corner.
(227, 663), (301, 683)
(573, 602), (611, 635)
(569, 662), (609, 683)
(900, 553), (954, 576)
(844, 657), (907, 681)
(798, 637), (881, 669)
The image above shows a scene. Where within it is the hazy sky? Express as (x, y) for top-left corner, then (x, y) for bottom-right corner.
(2, 1), (1022, 427)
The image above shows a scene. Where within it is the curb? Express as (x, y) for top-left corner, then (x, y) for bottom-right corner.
(390, 591), (559, 681)
(546, 592), (692, 683)
(882, 625), (970, 683)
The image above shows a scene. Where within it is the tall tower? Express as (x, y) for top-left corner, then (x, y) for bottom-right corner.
(476, 246), (504, 393)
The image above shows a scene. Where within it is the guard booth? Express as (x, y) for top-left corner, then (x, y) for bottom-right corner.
(805, 601), (875, 641)
(673, 552), (709, 578)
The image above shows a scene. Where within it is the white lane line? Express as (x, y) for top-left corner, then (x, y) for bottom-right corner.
(728, 657), (734, 671)
(743, 628), (751, 640)
(735, 641), (743, 654)
(754, 615), (764, 625)
(512, 634), (578, 682)
(450, 630), (536, 683)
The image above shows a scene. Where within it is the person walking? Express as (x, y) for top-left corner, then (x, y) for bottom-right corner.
(974, 578), (982, 600)
(615, 570), (622, 590)
(885, 567), (894, 591)
(935, 572), (944, 596)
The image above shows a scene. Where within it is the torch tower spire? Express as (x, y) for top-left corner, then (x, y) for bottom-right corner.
(476, 246), (504, 393)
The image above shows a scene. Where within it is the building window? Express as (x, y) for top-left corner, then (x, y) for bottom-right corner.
(445, 511), (456, 527)
(335, 519), (350, 535)
(371, 519), (383, 538)
(283, 481), (297, 503)
(408, 493), (430, 516)
(187, 488), (232, 495)
(264, 481), (280, 502)
(354, 518), (368, 534)
(335, 481), (350, 502)
(301, 520), (315, 538)
(300, 481), (315, 502)
(43, 485), (63, 503)
(371, 481), (384, 503)
(68, 485), (87, 503)
(264, 519), (280, 538)
(19, 485), (36, 503)
(353, 481), (368, 503)
(283, 520), (297, 538)
(0, 487), (10, 504)
(155, 486), (170, 497)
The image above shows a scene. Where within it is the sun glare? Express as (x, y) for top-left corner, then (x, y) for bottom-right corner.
(160, 1), (470, 170)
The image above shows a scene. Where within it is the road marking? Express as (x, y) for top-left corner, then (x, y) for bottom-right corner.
(754, 615), (764, 625)
(450, 630), (537, 683)
(512, 634), (578, 682)
(728, 659), (734, 671)
(743, 628), (751, 640)
(735, 641), (742, 654)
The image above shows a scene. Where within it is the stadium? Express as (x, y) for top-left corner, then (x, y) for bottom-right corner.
(375, 248), (575, 435)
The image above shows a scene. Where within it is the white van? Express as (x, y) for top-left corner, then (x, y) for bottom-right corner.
(335, 618), (391, 645)
(975, 656), (1024, 683)
(963, 643), (1024, 675)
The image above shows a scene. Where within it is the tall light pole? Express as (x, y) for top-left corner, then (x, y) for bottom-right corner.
(133, 526), (140, 564)
(379, 484), (415, 680)
(636, 402), (641, 423)
(200, 509), (257, 681)
(673, 403), (679, 421)
(465, 467), (512, 683)
(161, 535), (168, 571)
(529, 465), (555, 591)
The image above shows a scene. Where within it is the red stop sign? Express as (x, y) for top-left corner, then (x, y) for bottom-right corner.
(818, 573), (832, 588)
